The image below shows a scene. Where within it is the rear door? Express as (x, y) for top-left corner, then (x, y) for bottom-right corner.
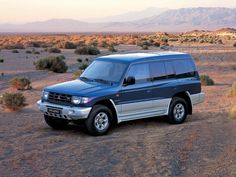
(150, 61), (176, 115)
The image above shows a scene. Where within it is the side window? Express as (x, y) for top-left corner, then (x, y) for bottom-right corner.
(164, 61), (175, 79)
(174, 59), (196, 78)
(126, 63), (150, 84)
(150, 62), (167, 81)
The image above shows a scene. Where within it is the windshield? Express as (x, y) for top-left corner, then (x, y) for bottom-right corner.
(80, 60), (127, 83)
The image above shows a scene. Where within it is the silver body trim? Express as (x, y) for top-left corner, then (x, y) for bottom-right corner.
(115, 92), (205, 123)
(116, 98), (171, 123)
(37, 100), (92, 120)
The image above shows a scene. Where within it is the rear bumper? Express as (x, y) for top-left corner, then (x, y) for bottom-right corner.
(37, 100), (92, 120)
(190, 92), (205, 105)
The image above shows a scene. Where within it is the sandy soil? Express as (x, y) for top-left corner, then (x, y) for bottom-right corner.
(0, 42), (236, 177)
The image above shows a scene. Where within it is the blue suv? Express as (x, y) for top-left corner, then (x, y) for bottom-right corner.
(37, 52), (204, 136)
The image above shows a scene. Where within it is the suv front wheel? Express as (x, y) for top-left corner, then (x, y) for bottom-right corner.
(85, 105), (112, 136)
(168, 97), (188, 124)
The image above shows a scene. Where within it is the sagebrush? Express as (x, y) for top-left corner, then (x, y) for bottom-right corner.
(34, 56), (68, 73)
(200, 75), (214, 86)
(10, 77), (31, 90)
(74, 46), (100, 55)
(0, 92), (26, 111)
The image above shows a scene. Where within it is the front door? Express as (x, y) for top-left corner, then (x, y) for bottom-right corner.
(118, 63), (154, 121)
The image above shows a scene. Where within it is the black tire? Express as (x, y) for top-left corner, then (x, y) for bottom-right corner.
(85, 105), (112, 136)
(168, 97), (188, 124)
(44, 115), (69, 129)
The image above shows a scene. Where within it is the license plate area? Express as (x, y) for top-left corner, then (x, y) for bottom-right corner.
(47, 108), (62, 114)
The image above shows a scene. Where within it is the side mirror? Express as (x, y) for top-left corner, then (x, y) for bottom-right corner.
(124, 76), (135, 86)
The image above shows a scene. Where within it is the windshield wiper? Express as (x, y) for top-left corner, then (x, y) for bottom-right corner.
(80, 77), (94, 82)
(94, 79), (112, 84)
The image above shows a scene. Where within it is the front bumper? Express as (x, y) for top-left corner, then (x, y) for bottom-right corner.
(37, 100), (92, 120)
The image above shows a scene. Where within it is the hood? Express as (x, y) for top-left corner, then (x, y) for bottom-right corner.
(44, 79), (116, 97)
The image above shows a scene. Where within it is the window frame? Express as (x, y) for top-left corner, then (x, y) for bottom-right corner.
(122, 58), (197, 86)
(173, 59), (197, 79)
(124, 62), (151, 85)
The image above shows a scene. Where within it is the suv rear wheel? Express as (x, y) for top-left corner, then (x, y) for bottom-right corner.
(44, 115), (69, 129)
(85, 105), (112, 136)
(168, 97), (188, 124)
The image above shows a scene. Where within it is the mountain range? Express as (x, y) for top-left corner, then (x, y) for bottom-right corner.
(0, 7), (236, 33)
(89, 7), (168, 22)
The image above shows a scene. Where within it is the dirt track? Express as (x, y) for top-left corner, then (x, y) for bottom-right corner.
(0, 44), (236, 177)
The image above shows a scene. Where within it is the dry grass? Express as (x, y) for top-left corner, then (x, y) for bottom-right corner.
(228, 82), (236, 97)
(230, 105), (236, 119)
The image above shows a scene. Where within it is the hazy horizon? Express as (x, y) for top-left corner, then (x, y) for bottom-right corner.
(0, 0), (235, 24)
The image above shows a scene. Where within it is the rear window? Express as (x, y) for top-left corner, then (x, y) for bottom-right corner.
(173, 59), (196, 78)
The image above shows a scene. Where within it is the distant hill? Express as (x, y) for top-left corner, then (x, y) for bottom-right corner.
(91, 7), (168, 22)
(0, 7), (236, 32)
(134, 7), (236, 32)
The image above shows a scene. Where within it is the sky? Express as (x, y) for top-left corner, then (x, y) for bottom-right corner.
(0, 0), (235, 24)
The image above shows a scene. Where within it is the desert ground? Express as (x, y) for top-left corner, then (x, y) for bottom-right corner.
(0, 32), (236, 177)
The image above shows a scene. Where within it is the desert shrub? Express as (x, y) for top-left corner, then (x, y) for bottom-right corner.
(137, 40), (151, 47)
(56, 55), (66, 60)
(233, 42), (236, 47)
(0, 92), (26, 111)
(25, 50), (32, 54)
(200, 75), (214, 86)
(142, 45), (149, 50)
(32, 50), (40, 55)
(0, 59), (4, 63)
(153, 42), (160, 47)
(169, 38), (178, 42)
(77, 58), (82, 63)
(227, 82), (236, 97)
(12, 49), (19, 53)
(98, 40), (108, 48)
(232, 65), (236, 70)
(76, 40), (86, 47)
(10, 77), (32, 90)
(230, 105), (236, 119)
(4, 43), (24, 50)
(48, 48), (61, 53)
(199, 40), (205, 43)
(73, 70), (82, 79)
(217, 39), (223, 44)
(108, 45), (117, 52)
(209, 39), (214, 44)
(79, 63), (89, 70)
(27, 41), (41, 48)
(64, 42), (77, 49)
(74, 46), (100, 55)
(34, 56), (68, 73)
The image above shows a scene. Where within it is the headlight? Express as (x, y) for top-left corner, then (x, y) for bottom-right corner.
(71, 96), (81, 104)
(72, 96), (90, 105)
(42, 91), (49, 100)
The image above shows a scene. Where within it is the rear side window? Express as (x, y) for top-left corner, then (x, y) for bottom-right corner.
(174, 59), (196, 78)
(164, 61), (175, 79)
(150, 62), (166, 81)
(127, 63), (150, 84)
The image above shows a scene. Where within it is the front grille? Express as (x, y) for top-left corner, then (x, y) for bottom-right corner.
(48, 92), (72, 104)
